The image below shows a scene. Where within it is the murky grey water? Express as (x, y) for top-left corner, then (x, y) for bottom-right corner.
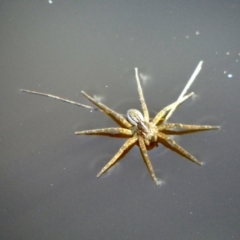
(1, 1), (240, 239)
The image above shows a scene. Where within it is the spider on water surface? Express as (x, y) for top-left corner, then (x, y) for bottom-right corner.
(21, 62), (219, 185)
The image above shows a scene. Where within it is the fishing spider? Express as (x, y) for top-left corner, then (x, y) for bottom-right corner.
(21, 64), (219, 185)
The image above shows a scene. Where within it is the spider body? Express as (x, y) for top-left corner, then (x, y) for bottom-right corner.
(21, 65), (219, 186)
(127, 109), (158, 145)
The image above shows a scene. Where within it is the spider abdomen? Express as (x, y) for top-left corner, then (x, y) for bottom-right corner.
(126, 109), (144, 126)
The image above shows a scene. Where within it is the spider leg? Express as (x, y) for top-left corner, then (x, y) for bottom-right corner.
(159, 123), (220, 132)
(152, 92), (194, 125)
(165, 61), (203, 121)
(21, 89), (98, 111)
(138, 135), (159, 185)
(135, 68), (149, 122)
(81, 91), (132, 128)
(97, 136), (138, 177)
(158, 132), (202, 165)
(75, 128), (132, 136)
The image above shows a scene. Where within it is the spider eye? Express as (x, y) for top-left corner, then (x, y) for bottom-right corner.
(127, 109), (144, 125)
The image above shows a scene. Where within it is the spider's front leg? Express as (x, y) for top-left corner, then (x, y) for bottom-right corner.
(75, 128), (132, 136)
(81, 91), (132, 128)
(135, 68), (149, 122)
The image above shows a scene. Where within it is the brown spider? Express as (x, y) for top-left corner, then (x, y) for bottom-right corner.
(21, 65), (219, 185)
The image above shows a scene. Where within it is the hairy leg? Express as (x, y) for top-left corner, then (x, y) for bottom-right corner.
(152, 92), (194, 125)
(165, 61), (203, 121)
(138, 135), (159, 185)
(135, 68), (149, 122)
(157, 132), (202, 165)
(75, 127), (132, 136)
(159, 123), (220, 131)
(21, 89), (97, 110)
(97, 136), (138, 177)
(81, 91), (132, 128)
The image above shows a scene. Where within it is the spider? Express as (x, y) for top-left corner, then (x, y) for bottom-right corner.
(21, 65), (219, 185)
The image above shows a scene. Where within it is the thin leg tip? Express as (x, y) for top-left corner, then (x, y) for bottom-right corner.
(209, 126), (220, 130)
(197, 161), (203, 166)
(155, 179), (165, 186)
(192, 158), (202, 166)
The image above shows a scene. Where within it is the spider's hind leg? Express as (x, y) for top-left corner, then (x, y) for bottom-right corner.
(158, 132), (202, 166)
(138, 135), (159, 185)
(97, 136), (138, 178)
(159, 123), (220, 132)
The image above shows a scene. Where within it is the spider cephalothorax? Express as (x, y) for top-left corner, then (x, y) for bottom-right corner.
(127, 109), (158, 145)
(21, 65), (219, 185)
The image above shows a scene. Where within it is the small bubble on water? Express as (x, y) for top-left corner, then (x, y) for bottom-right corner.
(48, 0), (53, 4)
(227, 74), (233, 78)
